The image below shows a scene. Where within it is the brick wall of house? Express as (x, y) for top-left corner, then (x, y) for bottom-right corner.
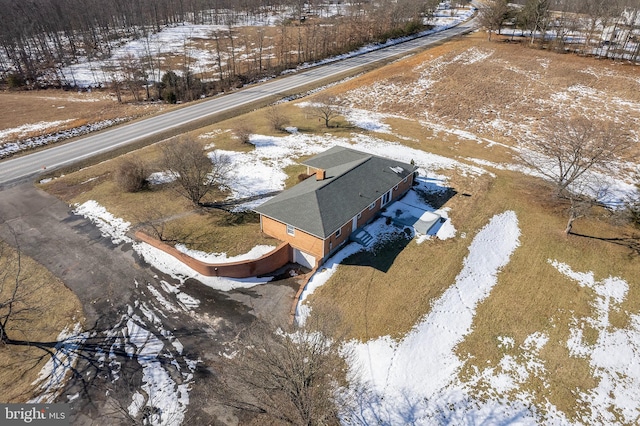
(323, 220), (352, 257)
(323, 172), (414, 258)
(261, 216), (325, 259)
(356, 198), (380, 229)
(391, 173), (414, 202)
(135, 231), (292, 278)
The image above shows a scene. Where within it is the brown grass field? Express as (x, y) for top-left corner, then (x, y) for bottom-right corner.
(3, 31), (639, 419)
(0, 91), (168, 140)
(0, 242), (84, 402)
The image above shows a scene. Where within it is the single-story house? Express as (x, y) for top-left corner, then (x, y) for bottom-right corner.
(253, 146), (417, 269)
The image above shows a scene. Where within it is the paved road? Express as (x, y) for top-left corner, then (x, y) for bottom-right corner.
(0, 21), (475, 186)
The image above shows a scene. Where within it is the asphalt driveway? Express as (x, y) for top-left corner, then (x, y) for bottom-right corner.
(0, 183), (297, 424)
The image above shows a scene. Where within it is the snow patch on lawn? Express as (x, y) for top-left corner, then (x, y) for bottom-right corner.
(344, 108), (395, 133)
(147, 171), (177, 185)
(550, 261), (640, 425)
(340, 211), (522, 424)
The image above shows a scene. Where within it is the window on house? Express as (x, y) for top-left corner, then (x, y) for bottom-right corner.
(335, 228), (342, 238)
(286, 224), (295, 236)
(357, 212), (362, 219)
(403, 177), (408, 183)
(369, 201), (376, 210)
(394, 184), (399, 190)
(382, 190), (392, 206)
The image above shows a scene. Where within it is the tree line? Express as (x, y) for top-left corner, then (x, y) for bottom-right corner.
(0, 0), (445, 95)
(479, 0), (640, 62)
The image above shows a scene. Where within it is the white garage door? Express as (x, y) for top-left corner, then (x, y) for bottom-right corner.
(293, 249), (316, 270)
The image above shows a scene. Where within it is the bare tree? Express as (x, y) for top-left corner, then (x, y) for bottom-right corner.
(119, 53), (146, 102)
(308, 95), (343, 128)
(519, 115), (635, 234)
(217, 311), (353, 426)
(478, 0), (510, 41)
(161, 135), (231, 206)
(265, 105), (290, 132)
(519, 0), (551, 46)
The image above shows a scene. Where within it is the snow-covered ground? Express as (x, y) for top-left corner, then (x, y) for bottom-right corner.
(50, 89), (639, 423)
(38, 21), (640, 422)
(58, 6), (474, 88)
(0, 5), (473, 160)
(341, 210), (522, 424)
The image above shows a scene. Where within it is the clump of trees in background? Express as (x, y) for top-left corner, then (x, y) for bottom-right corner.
(478, 0), (640, 60)
(0, 0), (448, 97)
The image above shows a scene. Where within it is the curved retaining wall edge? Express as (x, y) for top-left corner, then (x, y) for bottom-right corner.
(134, 231), (292, 278)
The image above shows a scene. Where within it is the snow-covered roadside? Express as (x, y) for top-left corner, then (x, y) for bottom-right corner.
(0, 118), (128, 159)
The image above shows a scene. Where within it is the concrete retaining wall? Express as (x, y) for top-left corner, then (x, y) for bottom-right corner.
(135, 231), (292, 278)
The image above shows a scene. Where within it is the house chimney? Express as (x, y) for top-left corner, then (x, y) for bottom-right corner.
(316, 169), (326, 180)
